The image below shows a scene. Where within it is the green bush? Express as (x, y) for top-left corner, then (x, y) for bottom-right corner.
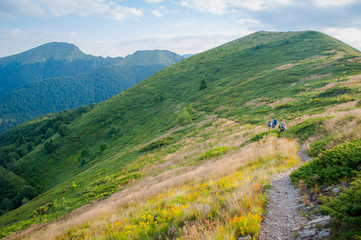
(286, 117), (330, 141)
(58, 124), (69, 137)
(317, 87), (352, 98)
(176, 110), (192, 125)
(308, 135), (334, 157)
(0, 198), (14, 212)
(320, 177), (361, 239)
(44, 139), (56, 154)
(274, 101), (296, 110)
(14, 186), (38, 207)
(100, 143), (108, 152)
(290, 140), (361, 188)
(198, 146), (230, 161)
(248, 130), (277, 143)
(199, 77), (208, 90)
(140, 138), (172, 152)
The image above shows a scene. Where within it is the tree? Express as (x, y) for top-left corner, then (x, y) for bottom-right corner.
(14, 185), (38, 207)
(177, 109), (192, 125)
(58, 124), (69, 137)
(199, 76), (208, 90)
(0, 198), (14, 212)
(0, 166), (26, 200)
(44, 139), (56, 154)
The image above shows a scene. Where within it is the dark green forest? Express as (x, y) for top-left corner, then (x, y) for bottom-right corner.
(0, 43), (184, 132)
(0, 105), (94, 215)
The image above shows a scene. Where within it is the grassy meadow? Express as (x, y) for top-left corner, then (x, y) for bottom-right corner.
(1, 31), (361, 239)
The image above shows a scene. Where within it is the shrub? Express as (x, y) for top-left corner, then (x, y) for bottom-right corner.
(286, 117), (330, 141)
(107, 126), (119, 138)
(58, 124), (69, 137)
(320, 176), (361, 238)
(176, 110), (192, 126)
(198, 146), (230, 161)
(14, 186), (38, 207)
(0, 198), (14, 212)
(100, 143), (108, 152)
(317, 87), (352, 98)
(140, 138), (172, 152)
(274, 101), (296, 110)
(290, 140), (361, 188)
(199, 77), (208, 90)
(248, 130), (276, 143)
(44, 139), (56, 154)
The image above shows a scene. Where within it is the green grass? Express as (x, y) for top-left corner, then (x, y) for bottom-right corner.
(1, 30), (361, 237)
(198, 146), (231, 161)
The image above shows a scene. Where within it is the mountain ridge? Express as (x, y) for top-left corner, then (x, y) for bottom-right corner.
(0, 42), (95, 66)
(1, 30), (361, 239)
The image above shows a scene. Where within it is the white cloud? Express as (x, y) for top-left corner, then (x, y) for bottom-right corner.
(0, 0), (143, 21)
(322, 27), (361, 51)
(111, 30), (254, 56)
(179, 0), (292, 14)
(152, 6), (167, 18)
(144, 0), (164, 3)
(0, 28), (30, 39)
(237, 18), (262, 27)
(313, 0), (356, 7)
(179, 0), (228, 15)
(171, 19), (197, 28)
(152, 9), (162, 17)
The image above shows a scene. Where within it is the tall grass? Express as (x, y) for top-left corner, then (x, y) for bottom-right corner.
(50, 136), (299, 240)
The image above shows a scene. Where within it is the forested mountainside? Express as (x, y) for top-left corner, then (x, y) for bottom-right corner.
(1, 31), (361, 239)
(0, 43), (184, 132)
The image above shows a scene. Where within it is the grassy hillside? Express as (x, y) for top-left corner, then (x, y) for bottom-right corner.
(0, 44), (184, 132)
(1, 31), (361, 239)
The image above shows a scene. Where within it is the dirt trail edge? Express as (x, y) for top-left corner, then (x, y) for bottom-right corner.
(258, 146), (311, 240)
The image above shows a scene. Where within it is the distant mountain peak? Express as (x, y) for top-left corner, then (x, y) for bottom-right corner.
(0, 42), (94, 66)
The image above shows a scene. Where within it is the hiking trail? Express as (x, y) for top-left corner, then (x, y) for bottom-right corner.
(258, 145), (311, 240)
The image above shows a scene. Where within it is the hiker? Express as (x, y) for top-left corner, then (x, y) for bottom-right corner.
(267, 121), (272, 128)
(279, 119), (287, 132)
(272, 117), (278, 129)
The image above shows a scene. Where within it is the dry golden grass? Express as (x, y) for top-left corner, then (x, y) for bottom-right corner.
(56, 136), (297, 240)
(343, 73), (361, 87)
(300, 73), (333, 82)
(268, 98), (296, 107)
(275, 63), (298, 70)
(12, 132), (298, 240)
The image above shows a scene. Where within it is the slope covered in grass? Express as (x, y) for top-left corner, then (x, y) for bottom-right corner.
(1, 31), (361, 239)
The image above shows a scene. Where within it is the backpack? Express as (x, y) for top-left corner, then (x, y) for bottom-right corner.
(273, 119), (278, 125)
(279, 122), (285, 130)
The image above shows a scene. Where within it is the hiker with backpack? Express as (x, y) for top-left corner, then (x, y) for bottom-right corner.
(267, 121), (272, 128)
(272, 117), (278, 129)
(279, 119), (287, 132)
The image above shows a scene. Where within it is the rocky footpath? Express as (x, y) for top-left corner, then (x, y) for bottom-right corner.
(258, 146), (332, 240)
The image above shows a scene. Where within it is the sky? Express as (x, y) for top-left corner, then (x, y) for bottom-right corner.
(1, 0), (361, 58)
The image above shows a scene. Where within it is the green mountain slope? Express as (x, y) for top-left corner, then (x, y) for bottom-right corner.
(1, 31), (361, 239)
(0, 43), (184, 132)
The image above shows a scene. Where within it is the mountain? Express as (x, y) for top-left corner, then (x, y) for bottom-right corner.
(1, 31), (361, 239)
(0, 42), (95, 66)
(0, 43), (184, 132)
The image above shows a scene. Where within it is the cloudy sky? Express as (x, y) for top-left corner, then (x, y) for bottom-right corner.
(1, 0), (361, 58)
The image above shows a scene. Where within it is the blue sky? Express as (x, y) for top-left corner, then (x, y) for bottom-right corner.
(1, 0), (361, 58)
